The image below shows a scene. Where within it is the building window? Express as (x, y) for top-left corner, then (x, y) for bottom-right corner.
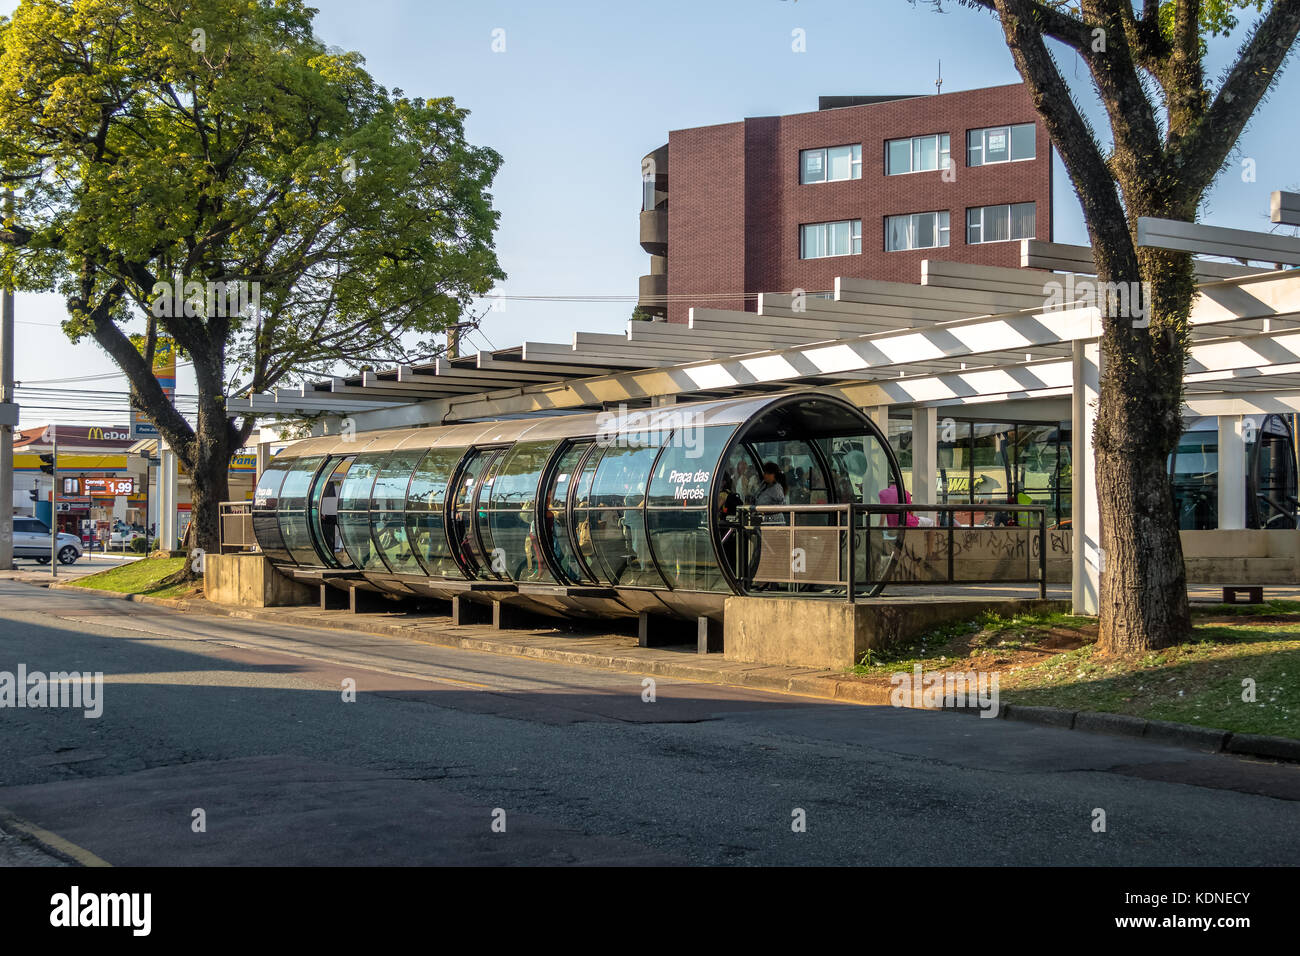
(642, 178), (657, 212)
(800, 219), (862, 258)
(967, 123), (1036, 167)
(966, 202), (1037, 244)
(800, 144), (862, 184)
(885, 133), (951, 175)
(885, 211), (950, 251)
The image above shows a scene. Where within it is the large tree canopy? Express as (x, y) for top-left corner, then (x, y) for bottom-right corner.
(0, 0), (505, 556)
(925, 0), (1300, 652)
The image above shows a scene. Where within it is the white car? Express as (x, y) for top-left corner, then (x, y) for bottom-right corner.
(109, 527), (145, 547)
(11, 518), (83, 564)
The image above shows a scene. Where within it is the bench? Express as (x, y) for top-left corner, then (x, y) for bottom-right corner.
(1222, 586), (1265, 604)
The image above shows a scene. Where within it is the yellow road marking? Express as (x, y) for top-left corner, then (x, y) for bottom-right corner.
(0, 807), (112, 867)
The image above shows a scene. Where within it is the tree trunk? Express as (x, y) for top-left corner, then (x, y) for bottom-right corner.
(1093, 247), (1195, 652)
(186, 360), (233, 568)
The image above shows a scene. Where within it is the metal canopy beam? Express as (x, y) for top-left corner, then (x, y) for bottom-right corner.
(1138, 216), (1300, 266)
(1021, 238), (1262, 281)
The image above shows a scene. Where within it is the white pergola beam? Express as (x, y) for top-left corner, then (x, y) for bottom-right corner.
(1271, 190), (1300, 227)
(1138, 216), (1300, 266)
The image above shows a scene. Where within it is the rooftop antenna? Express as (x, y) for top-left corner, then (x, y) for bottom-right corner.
(935, 59), (943, 95)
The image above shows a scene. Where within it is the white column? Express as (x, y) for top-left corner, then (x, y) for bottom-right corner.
(255, 435), (270, 481)
(864, 405), (890, 435)
(1217, 415), (1247, 530)
(1072, 340), (1102, 614)
(160, 445), (179, 550)
(911, 407), (938, 504)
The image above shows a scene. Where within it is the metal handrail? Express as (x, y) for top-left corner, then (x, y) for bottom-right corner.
(218, 501), (258, 554)
(733, 501), (1049, 601)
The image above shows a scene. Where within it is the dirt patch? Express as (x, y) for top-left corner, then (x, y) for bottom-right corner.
(848, 622), (1098, 692)
(1037, 626), (1095, 650)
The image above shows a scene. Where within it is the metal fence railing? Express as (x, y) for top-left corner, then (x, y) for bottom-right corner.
(219, 501), (258, 554)
(732, 502), (1049, 602)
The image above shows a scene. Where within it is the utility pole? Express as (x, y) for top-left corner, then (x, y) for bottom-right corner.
(0, 189), (14, 571)
(50, 424), (57, 577)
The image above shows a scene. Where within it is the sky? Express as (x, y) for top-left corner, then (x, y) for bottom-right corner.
(5, 0), (1298, 425)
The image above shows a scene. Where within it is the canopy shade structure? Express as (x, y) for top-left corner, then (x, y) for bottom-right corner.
(251, 391), (904, 621)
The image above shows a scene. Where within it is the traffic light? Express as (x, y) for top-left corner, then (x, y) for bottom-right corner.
(39, 453), (55, 475)
(28, 489), (38, 502)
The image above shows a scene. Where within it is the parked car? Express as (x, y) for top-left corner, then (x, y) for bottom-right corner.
(109, 524), (145, 547)
(11, 518), (83, 564)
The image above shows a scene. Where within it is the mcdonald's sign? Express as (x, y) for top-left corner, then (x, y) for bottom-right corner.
(86, 426), (131, 442)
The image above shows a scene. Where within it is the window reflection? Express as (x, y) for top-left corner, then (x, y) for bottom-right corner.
(646, 426), (736, 592)
(252, 456), (293, 562)
(309, 456), (354, 568)
(337, 452), (389, 570)
(370, 450), (424, 573)
(279, 455), (325, 566)
(485, 440), (558, 583)
(576, 439), (665, 587)
(545, 443), (594, 584)
(406, 446), (464, 577)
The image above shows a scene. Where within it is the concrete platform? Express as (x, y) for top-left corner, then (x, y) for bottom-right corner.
(723, 594), (1070, 669)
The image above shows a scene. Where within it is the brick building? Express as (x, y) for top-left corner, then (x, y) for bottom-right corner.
(638, 83), (1053, 324)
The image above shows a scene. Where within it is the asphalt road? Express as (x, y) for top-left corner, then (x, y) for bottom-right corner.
(0, 578), (1296, 866)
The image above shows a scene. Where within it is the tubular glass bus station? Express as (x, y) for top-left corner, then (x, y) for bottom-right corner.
(251, 393), (909, 621)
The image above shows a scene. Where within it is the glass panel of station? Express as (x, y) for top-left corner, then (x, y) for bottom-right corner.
(544, 442), (597, 585)
(252, 454), (294, 563)
(405, 446), (466, 578)
(483, 440), (560, 584)
(337, 452), (389, 570)
(1170, 427), (1218, 530)
(575, 438), (666, 588)
(1251, 416), (1298, 529)
(308, 456), (355, 568)
(569, 443), (604, 582)
(279, 455), (326, 566)
(646, 425), (736, 592)
(888, 418), (914, 499)
(369, 449), (427, 574)
(449, 447), (506, 580)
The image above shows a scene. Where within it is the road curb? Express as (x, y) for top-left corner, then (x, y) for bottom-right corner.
(42, 581), (1300, 763)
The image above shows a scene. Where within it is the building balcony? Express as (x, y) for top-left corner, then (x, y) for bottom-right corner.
(639, 208), (667, 256)
(637, 273), (667, 316)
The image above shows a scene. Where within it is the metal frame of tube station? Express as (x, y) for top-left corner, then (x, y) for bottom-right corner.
(227, 210), (1300, 617)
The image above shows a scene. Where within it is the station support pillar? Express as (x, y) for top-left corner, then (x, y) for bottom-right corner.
(1217, 415), (1247, 530)
(1071, 341), (1102, 615)
(911, 407), (937, 504)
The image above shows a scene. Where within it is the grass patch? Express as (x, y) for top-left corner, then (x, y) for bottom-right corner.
(1190, 599), (1300, 617)
(70, 557), (192, 599)
(848, 608), (1299, 739)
